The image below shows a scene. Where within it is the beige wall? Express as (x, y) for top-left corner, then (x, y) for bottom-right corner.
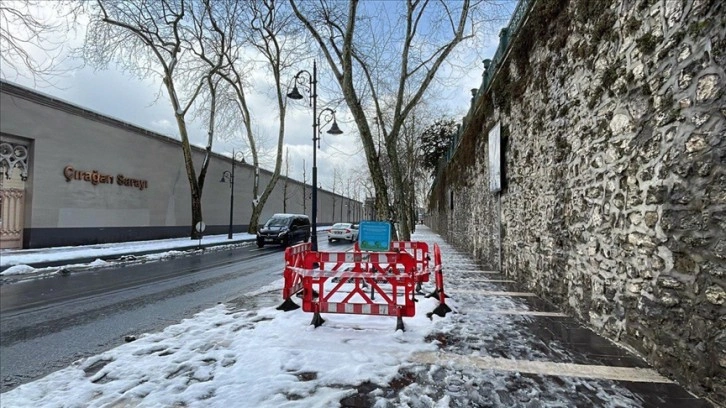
(0, 82), (363, 245)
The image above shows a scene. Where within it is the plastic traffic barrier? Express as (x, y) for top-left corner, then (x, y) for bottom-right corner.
(357, 241), (432, 286)
(277, 241), (447, 331)
(425, 243), (451, 318)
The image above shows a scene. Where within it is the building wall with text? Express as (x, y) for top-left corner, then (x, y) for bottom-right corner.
(0, 81), (363, 248)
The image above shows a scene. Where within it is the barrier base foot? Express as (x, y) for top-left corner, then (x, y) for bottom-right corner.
(311, 312), (325, 328)
(276, 297), (300, 312)
(426, 288), (441, 300)
(396, 315), (405, 332)
(296, 289), (319, 299)
(426, 303), (452, 319)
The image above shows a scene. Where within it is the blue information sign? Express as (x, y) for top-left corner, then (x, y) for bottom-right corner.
(358, 221), (391, 252)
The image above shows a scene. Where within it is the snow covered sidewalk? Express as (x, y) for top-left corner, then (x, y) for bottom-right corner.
(0, 233), (257, 276)
(0, 226), (711, 407)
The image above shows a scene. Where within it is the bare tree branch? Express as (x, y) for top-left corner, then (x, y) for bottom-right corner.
(290, 0), (490, 240)
(0, 0), (82, 85)
(86, 0), (223, 239)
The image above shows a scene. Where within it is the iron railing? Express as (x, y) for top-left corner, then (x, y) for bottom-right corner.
(437, 0), (537, 169)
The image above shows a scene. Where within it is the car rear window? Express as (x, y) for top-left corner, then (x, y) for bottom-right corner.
(266, 217), (290, 227)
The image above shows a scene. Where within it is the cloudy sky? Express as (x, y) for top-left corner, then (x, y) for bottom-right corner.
(1, 1), (513, 194)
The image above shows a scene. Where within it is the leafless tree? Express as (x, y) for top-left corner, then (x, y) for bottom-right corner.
(352, 162), (375, 204)
(290, 0), (495, 240)
(346, 178), (355, 221)
(0, 0), (81, 84)
(283, 147), (290, 212)
(300, 158), (308, 213)
(84, 0), (224, 238)
(329, 166), (343, 223)
(399, 108), (425, 234)
(201, 0), (307, 233)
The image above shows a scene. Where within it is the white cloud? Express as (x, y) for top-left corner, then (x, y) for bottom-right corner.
(150, 119), (175, 133)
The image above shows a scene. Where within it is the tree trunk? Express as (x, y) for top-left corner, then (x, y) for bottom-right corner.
(249, 202), (262, 233)
(338, 80), (390, 224)
(165, 78), (203, 240)
(385, 127), (410, 241)
(190, 189), (203, 239)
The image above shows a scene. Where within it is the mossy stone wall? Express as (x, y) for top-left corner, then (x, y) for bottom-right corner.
(429, 0), (724, 403)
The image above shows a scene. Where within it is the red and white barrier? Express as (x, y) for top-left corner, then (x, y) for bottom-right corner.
(277, 241), (447, 330)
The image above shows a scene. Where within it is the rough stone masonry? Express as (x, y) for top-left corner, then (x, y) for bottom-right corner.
(428, 0), (724, 404)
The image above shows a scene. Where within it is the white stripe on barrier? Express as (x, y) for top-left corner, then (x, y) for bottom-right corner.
(320, 303), (398, 316)
(287, 267), (346, 278)
(287, 266), (412, 280)
(312, 253), (430, 271)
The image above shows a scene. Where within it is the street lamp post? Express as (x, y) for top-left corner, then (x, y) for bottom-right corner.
(288, 60), (343, 251)
(220, 150), (245, 239)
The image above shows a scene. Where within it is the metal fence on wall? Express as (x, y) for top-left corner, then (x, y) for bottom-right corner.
(439, 0), (536, 168)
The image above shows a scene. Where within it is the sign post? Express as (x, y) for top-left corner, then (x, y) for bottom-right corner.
(195, 221), (206, 249)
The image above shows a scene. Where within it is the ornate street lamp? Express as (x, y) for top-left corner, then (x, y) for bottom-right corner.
(288, 60), (343, 251)
(220, 150), (245, 239)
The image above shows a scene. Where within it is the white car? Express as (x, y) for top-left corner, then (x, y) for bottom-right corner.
(327, 223), (359, 243)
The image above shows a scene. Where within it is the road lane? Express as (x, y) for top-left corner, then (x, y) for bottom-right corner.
(0, 239), (352, 393)
(0, 244), (287, 392)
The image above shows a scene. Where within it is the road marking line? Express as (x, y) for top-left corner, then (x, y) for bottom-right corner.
(457, 279), (516, 283)
(450, 289), (534, 295)
(411, 352), (673, 383)
(454, 270), (500, 274)
(482, 310), (568, 317)
(448, 290), (536, 297)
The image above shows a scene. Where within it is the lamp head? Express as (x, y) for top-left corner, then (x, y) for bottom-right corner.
(287, 86), (304, 100)
(327, 119), (343, 135)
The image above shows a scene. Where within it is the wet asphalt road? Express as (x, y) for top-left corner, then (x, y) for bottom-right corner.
(0, 241), (351, 393)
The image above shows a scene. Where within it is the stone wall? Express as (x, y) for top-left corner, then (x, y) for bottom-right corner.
(428, 0), (724, 403)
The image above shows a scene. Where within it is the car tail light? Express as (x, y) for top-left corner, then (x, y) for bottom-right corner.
(345, 229), (350, 233)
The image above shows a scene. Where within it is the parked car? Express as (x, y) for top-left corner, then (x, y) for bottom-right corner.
(256, 214), (311, 248)
(327, 222), (359, 243)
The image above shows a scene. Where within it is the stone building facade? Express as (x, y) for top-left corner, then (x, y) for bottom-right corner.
(428, 0), (724, 404)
